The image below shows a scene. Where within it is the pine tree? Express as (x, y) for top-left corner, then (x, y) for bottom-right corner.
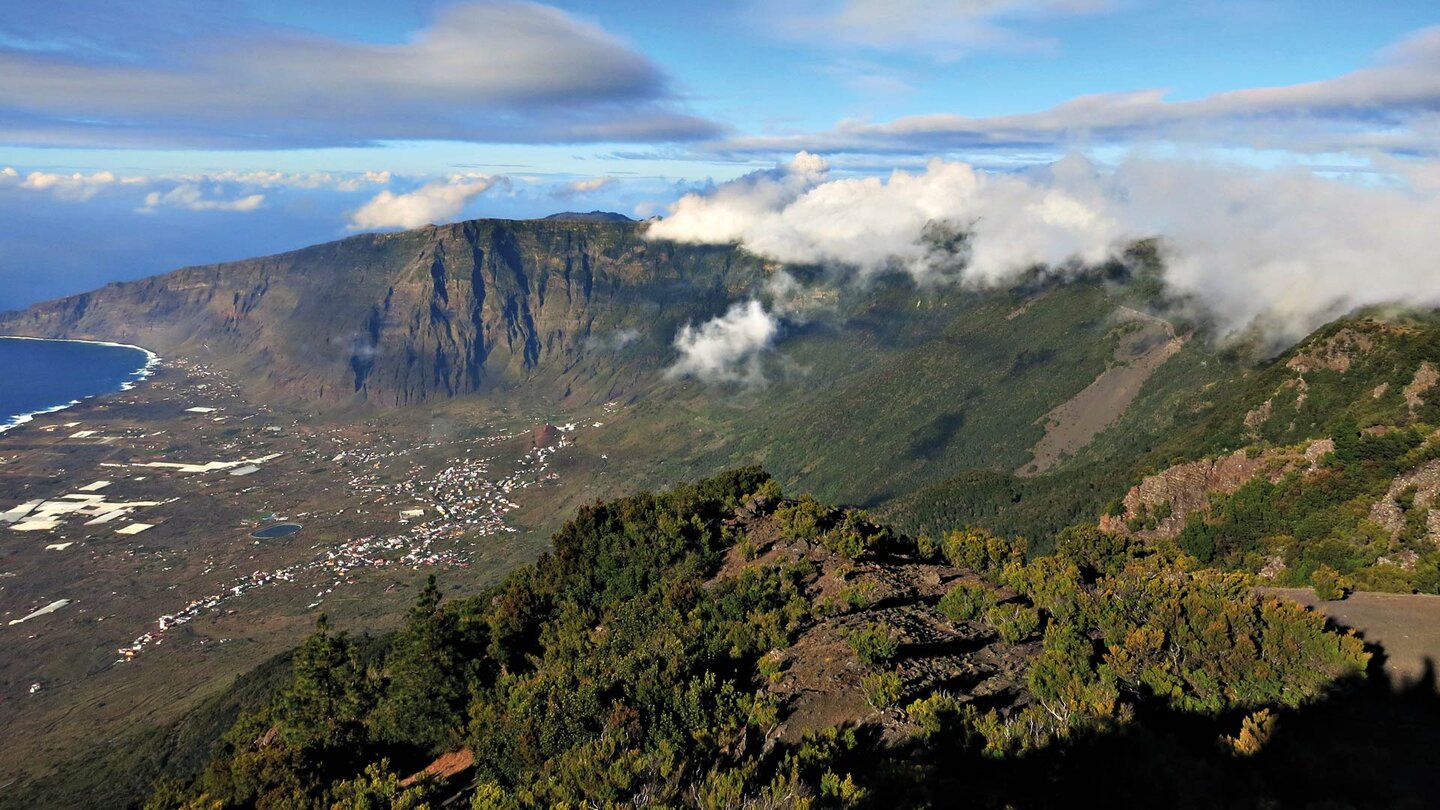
(371, 576), (476, 751)
(273, 614), (374, 751)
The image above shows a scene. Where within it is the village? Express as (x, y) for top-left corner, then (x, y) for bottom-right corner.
(112, 420), (583, 661)
(0, 355), (614, 751)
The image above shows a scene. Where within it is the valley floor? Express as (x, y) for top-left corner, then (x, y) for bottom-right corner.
(0, 359), (617, 787)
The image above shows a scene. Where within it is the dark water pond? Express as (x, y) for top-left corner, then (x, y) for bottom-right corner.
(251, 522), (302, 539)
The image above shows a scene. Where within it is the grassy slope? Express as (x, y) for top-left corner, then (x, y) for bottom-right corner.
(586, 279), (1132, 515)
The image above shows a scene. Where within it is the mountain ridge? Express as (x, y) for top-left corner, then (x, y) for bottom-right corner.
(0, 218), (762, 407)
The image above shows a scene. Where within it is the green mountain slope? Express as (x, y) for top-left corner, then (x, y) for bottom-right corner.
(0, 220), (1209, 523)
(52, 469), (1410, 810)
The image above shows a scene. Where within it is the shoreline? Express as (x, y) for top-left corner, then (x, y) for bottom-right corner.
(0, 335), (161, 434)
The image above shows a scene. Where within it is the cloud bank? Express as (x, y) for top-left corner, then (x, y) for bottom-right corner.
(722, 26), (1440, 159)
(667, 300), (781, 384)
(348, 175), (503, 230)
(650, 151), (1440, 346)
(0, 168), (145, 201)
(0, 2), (721, 149)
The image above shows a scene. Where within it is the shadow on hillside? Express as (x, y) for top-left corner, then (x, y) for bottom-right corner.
(805, 648), (1440, 809)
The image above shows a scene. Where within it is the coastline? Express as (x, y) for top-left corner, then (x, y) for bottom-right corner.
(0, 335), (161, 434)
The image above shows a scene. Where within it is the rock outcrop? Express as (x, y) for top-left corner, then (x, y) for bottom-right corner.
(1101, 439), (1334, 539)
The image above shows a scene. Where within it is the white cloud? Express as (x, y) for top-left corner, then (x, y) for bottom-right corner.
(0, 165), (394, 208)
(648, 151), (1440, 348)
(723, 26), (1440, 159)
(335, 171), (394, 192)
(667, 300), (780, 384)
(0, 2), (719, 149)
(175, 169), (394, 192)
(585, 327), (640, 351)
(348, 175), (501, 230)
(567, 177), (614, 193)
(11, 169), (143, 201)
(139, 184), (265, 212)
(650, 152), (1117, 284)
(650, 151), (830, 246)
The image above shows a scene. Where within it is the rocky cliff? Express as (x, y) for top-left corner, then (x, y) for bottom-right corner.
(0, 219), (763, 406)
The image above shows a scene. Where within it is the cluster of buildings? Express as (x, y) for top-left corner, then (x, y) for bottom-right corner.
(115, 418), (584, 661)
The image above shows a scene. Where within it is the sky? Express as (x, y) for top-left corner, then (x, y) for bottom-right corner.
(1, 0), (1438, 316)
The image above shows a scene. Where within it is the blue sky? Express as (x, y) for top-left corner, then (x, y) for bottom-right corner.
(1, 0), (1438, 309)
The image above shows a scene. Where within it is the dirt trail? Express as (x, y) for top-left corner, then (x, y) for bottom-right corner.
(1018, 308), (1182, 476)
(1265, 587), (1440, 683)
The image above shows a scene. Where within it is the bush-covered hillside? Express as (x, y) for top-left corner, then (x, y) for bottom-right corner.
(891, 316), (1440, 589)
(121, 470), (1406, 810)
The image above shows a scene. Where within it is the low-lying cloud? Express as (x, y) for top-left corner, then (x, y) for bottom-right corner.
(348, 175), (503, 230)
(567, 177), (614, 194)
(667, 300), (781, 384)
(139, 184), (265, 213)
(1, 168), (145, 201)
(649, 151), (1440, 348)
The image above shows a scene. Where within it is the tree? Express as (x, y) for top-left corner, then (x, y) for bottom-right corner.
(371, 576), (478, 751)
(272, 614), (374, 751)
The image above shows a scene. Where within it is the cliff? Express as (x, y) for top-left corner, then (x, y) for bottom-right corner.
(0, 219), (762, 406)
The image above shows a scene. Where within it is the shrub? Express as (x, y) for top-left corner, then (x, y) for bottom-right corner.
(987, 603), (1042, 643)
(757, 651), (785, 684)
(941, 529), (1018, 578)
(820, 509), (892, 560)
(906, 692), (963, 739)
(776, 496), (829, 541)
(937, 580), (992, 622)
(862, 671), (904, 708)
(1312, 565), (1348, 601)
(848, 622), (900, 665)
(1055, 524), (1134, 578)
(1223, 708), (1277, 757)
(838, 579), (878, 610)
(751, 477), (783, 505)
(915, 533), (940, 560)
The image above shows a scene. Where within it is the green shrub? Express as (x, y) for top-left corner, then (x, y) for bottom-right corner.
(757, 651), (785, 684)
(941, 528), (1018, 578)
(838, 579), (878, 610)
(862, 671), (904, 708)
(1312, 565), (1348, 601)
(776, 496), (829, 541)
(987, 603), (1042, 643)
(937, 580), (993, 622)
(1055, 524), (1134, 578)
(751, 477), (783, 504)
(906, 692), (963, 739)
(848, 622), (900, 665)
(819, 509), (892, 560)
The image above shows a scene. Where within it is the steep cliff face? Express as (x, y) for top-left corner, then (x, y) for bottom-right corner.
(0, 219), (762, 406)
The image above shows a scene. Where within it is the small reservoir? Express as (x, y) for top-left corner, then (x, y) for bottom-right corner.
(251, 522), (302, 539)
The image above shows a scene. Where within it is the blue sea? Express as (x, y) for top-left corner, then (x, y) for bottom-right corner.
(0, 337), (156, 432)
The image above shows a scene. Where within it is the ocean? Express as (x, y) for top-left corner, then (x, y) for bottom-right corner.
(0, 336), (157, 432)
